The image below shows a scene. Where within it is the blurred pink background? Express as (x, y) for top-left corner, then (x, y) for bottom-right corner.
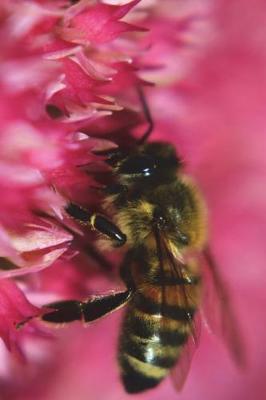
(0, 1), (266, 399)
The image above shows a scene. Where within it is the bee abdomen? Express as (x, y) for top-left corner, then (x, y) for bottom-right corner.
(119, 292), (193, 393)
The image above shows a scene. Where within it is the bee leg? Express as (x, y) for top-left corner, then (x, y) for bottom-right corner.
(65, 202), (127, 247)
(42, 290), (132, 324)
(136, 86), (154, 145)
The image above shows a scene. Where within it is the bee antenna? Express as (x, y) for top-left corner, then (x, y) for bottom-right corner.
(136, 86), (154, 145)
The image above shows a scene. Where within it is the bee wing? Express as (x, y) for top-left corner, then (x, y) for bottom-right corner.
(200, 247), (246, 367)
(154, 229), (201, 390)
(170, 312), (201, 391)
(166, 251), (201, 391)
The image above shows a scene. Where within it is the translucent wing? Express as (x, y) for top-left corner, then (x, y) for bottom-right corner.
(201, 247), (246, 367)
(154, 229), (201, 390)
(170, 312), (201, 391)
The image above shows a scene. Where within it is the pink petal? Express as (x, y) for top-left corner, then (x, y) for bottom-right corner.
(65, 1), (145, 45)
(0, 279), (41, 359)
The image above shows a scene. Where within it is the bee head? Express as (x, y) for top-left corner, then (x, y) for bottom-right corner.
(116, 141), (182, 183)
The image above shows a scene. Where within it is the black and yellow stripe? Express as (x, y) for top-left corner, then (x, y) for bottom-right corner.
(118, 282), (198, 393)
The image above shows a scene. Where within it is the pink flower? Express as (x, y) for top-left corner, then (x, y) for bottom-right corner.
(0, 0), (265, 399)
(0, 279), (41, 359)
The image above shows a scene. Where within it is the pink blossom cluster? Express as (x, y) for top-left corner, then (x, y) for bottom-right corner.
(0, 0), (265, 399)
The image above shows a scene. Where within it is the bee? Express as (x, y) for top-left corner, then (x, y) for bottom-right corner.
(37, 88), (245, 393)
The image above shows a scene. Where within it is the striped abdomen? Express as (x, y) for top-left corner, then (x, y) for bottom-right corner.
(118, 277), (200, 393)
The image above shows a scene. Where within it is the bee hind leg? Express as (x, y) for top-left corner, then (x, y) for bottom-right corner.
(41, 290), (132, 324)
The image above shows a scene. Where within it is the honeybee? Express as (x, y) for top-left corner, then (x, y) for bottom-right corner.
(36, 89), (244, 393)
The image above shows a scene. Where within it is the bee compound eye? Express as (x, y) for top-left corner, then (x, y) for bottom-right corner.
(119, 154), (157, 177)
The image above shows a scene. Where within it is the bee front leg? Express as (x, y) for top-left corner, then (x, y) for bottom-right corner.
(42, 290), (132, 324)
(65, 203), (127, 247)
